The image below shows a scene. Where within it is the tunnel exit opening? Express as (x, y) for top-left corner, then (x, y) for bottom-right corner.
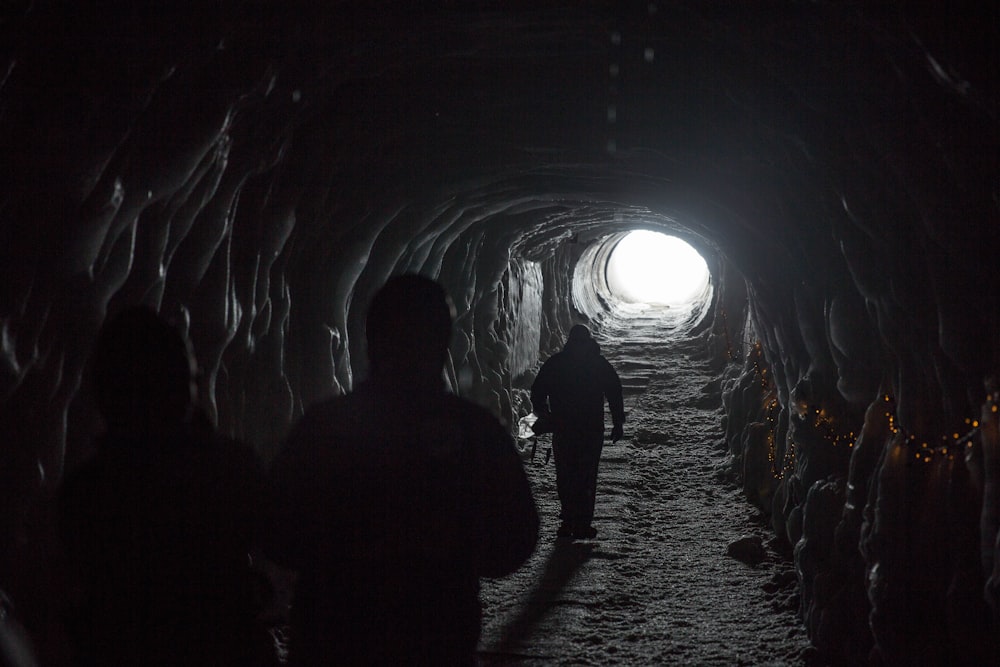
(571, 227), (714, 331)
(606, 230), (710, 307)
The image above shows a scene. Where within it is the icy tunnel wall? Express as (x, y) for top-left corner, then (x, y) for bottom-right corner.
(1, 2), (999, 664)
(501, 260), (543, 381)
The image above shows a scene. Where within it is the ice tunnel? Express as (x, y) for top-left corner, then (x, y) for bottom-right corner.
(1, 2), (998, 664)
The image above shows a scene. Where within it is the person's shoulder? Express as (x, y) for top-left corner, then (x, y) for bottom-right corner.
(443, 394), (508, 435)
(61, 438), (130, 491)
(58, 445), (132, 527)
(207, 431), (263, 475)
(550, 348), (570, 361)
(596, 354), (619, 376)
(540, 349), (570, 370)
(274, 389), (377, 467)
(296, 388), (371, 434)
(306, 389), (363, 416)
(597, 353), (617, 368)
(59, 454), (101, 505)
(444, 393), (496, 419)
(190, 411), (252, 454)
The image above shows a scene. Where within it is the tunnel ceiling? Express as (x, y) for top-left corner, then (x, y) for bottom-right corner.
(1, 2), (998, 463)
(5, 2), (994, 266)
(3, 4), (1000, 663)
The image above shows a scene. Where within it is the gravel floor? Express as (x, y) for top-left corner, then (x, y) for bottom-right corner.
(477, 307), (814, 665)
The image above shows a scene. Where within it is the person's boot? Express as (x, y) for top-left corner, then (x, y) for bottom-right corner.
(573, 523), (597, 539)
(556, 521), (574, 538)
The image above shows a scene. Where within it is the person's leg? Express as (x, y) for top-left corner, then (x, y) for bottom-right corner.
(574, 431), (604, 537)
(553, 429), (601, 537)
(552, 432), (595, 536)
(551, 433), (575, 535)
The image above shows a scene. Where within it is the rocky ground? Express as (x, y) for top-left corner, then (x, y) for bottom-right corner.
(477, 307), (815, 665)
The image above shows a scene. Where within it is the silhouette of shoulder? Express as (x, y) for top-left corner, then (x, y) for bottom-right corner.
(262, 385), (537, 576)
(59, 425), (264, 666)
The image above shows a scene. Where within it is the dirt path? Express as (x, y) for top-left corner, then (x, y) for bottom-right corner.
(478, 309), (812, 665)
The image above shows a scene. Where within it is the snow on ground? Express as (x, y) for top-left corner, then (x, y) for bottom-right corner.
(478, 309), (815, 665)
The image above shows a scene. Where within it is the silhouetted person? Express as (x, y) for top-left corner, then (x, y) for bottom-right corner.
(530, 324), (624, 539)
(0, 590), (39, 667)
(58, 306), (265, 667)
(260, 274), (539, 666)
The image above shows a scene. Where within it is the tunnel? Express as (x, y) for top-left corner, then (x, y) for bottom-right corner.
(1, 1), (998, 664)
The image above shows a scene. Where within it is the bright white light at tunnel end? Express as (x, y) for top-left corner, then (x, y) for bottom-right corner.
(606, 230), (710, 306)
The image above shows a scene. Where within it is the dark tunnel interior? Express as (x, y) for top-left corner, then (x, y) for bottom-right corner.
(1, 1), (999, 664)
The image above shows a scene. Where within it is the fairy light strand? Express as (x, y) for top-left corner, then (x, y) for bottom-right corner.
(743, 343), (991, 476)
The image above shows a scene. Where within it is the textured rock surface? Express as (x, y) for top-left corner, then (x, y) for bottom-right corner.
(1, 2), (998, 663)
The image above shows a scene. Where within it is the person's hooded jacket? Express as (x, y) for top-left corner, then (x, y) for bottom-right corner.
(530, 327), (625, 434)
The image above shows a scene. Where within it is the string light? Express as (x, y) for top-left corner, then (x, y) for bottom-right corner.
(887, 393), (986, 464)
(780, 441), (797, 477)
(765, 397), (781, 476)
(738, 344), (991, 478)
(748, 341), (771, 391)
(745, 346), (799, 480)
(721, 309), (736, 361)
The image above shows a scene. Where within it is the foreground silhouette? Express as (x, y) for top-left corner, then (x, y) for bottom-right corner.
(0, 590), (39, 667)
(531, 325), (624, 539)
(261, 274), (539, 665)
(59, 307), (265, 666)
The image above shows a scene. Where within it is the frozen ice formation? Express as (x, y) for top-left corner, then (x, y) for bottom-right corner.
(0, 3), (998, 664)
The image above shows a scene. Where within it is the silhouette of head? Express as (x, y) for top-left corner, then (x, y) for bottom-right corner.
(564, 324), (599, 355)
(567, 325), (592, 345)
(89, 306), (197, 439)
(366, 274), (454, 384)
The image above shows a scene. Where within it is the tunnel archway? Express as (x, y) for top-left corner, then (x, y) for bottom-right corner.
(605, 230), (710, 307)
(567, 223), (716, 336)
(1, 3), (998, 666)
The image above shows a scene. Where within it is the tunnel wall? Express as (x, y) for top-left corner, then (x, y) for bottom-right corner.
(503, 260), (543, 382)
(456, 256), (544, 429)
(1, 3), (999, 665)
(572, 234), (616, 320)
(719, 244), (1000, 664)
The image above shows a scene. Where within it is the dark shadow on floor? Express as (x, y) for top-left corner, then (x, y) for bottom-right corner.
(479, 539), (595, 664)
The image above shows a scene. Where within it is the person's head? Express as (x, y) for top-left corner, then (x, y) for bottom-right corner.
(365, 274), (455, 384)
(567, 324), (591, 345)
(564, 324), (599, 355)
(88, 306), (197, 439)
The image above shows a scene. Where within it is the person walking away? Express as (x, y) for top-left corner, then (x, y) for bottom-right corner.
(58, 306), (266, 667)
(530, 324), (624, 539)
(259, 274), (539, 666)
